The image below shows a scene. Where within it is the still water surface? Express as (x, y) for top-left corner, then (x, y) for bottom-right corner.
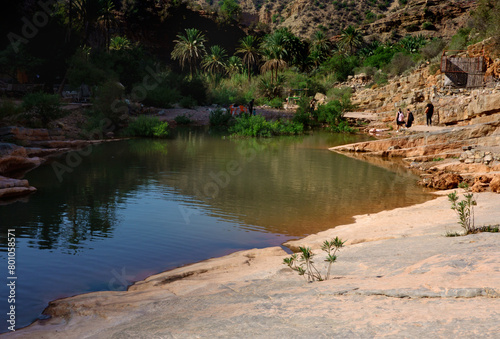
(0, 128), (433, 331)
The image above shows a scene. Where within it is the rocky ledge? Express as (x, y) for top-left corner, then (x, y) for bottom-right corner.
(331, 120), (500, 192)
(0, 126), (110, 201)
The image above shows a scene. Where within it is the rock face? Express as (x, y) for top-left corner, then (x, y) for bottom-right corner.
(330, 121), (500, 192)
(241, 0), (474, 40)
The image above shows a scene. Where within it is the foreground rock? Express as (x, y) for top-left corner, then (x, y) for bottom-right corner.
(7, 191), (500, 338)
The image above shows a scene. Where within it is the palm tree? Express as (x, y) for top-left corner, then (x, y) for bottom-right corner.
(110, 36), (132, 51)
(311, 30), (331, 61)
(202, 45), (228, 75)
(171, 28), (207, 77)
(73, 0), (102, 47)
(260, 31), (288, 82)
(98, 0), (117, 52)
(236, 35), (260, 82)
(339, 25), (363, 55)
(226, 56), (243, 75)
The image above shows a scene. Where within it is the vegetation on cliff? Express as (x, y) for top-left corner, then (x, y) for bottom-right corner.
(0, 0), (499, 136)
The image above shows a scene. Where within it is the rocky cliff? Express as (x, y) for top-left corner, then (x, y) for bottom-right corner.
(226, 0), (476, 40)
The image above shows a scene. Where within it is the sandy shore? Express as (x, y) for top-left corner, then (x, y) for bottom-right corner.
(6, 189), (499, 338)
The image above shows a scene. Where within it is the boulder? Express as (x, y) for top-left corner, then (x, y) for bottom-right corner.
(490, 175), (500, 193)
(426, 172), (463, 189)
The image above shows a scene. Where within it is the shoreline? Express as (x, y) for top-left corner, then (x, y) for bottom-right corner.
(5, 189), (499, 338)
(2, 110), (500, 336)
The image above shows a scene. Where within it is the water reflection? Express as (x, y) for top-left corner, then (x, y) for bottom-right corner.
(0, 129), (431, 251)
(0, 128), (434, 331)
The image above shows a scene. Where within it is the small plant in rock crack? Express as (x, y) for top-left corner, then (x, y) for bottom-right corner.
(448, 190), (477, 234)
(283, 237), (345, 282)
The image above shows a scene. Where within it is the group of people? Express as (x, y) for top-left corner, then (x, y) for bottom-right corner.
(395, 102), (435, 131)
(229, 99), (255, 116)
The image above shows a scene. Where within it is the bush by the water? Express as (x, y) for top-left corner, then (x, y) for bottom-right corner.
(0, 98), (23, 119)
(22, 92), (63, 126)
(122, 115), (169, 138)
(174, 114), (193, 125)
(209, 107), (234, 126)
(314, 100), (354, 133)
(229, 115), (303, 137)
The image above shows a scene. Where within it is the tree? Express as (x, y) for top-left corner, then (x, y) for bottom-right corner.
(339, 25), (363, 55)
(202, 45), (227, 75)
(310, 30), (331, 62)
(171, 28), (207, 77)
(260, 31), (288, 82)
(226, 56), (243, 75)
(110, 36), (131, 51)
(218, 0), (241, 23)
(72, 0), (103, 47)
(236, 35), (260, 82)
(98, 0), (117, 52)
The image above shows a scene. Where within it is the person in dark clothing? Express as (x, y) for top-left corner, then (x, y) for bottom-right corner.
(405, 108), (414, 128)
(425, 102), (434, 126)
(248, 99), (255, 116)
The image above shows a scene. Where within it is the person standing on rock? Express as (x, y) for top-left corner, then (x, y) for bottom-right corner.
(425, 102), (434, 126)
(396, 108), (405, 131)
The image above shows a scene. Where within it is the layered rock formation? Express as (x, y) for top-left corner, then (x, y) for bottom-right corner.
(0, 126), (107, 201)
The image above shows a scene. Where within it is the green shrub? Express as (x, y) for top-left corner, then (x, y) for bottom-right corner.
(292, 98), (314, 126)
(421, 39), (446, 59)
(209, 107), (234, 126)
(174, 114), (193, 125)
(142, 85), (180, 108)
(322, 54), (359, 82)
(179, 96), (197, 108)
(122, 115), (169, 138)
(405, 24), (419, 32)
(330, 120), (354, 133)
(209, 86), (239, 106)
(283, 237), (345, 282)
(259, 75), (286, 99)
(82, 111), (112, 139)
(179, 76), (207, 105)
(22, 92), (63, 126)
(92, 81), (127, 125)
(229, 115), (303, 137)
(448, 28), (471, 50)
(448, 190), (476, 234)
(268, 97), (283, 109)
(362, 45), (395, 69)
(422, 21), (436, 30)
(386, 52), (415, 76)
(373, 71), (389, 85)
(0, 98), (23, 119)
